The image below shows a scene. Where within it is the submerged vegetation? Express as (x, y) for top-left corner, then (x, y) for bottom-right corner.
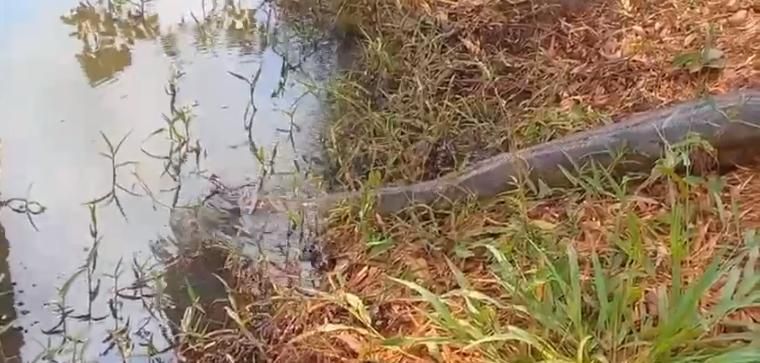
(5, 0), (328, 361)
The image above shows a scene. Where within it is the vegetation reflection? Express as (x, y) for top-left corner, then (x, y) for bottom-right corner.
(60, 0), (264, 87)
(60, 2), (160, 86)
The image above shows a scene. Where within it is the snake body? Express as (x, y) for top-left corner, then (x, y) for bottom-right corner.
(268, 90), (760, 214)
(171, 90), (760, 247)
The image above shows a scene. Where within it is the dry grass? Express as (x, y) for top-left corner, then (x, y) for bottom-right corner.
(303, 0), (760, 188)
(178, 162), (760, 362)
(174, 0), (760, 362)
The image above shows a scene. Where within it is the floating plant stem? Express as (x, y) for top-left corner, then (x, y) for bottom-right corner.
(86, 131), (140, 219)
(229, 67), (264, 160)
(141, 67), (204, 208)
(0, 184), (46, 231)
(77, 203), (107, 323)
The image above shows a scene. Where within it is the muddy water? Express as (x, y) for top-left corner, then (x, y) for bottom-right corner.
(0, 1), (334, 360)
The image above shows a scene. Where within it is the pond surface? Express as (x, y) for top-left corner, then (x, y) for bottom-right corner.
(0, 0), (335, 360)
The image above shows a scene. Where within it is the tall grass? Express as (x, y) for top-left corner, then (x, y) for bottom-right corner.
(378, 142), (760, 362)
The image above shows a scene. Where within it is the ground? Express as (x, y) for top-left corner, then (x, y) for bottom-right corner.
(174, 0), (760, 362)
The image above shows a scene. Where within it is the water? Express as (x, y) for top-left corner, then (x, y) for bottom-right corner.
(0, 1), (336, 360)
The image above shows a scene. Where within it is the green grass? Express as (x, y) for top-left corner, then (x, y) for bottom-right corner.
(388, 226), (760, 362)
(370, 142), (760, 362)
(157, 130), (760, 362)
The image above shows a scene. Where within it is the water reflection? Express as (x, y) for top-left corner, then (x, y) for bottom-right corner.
(190, 2), (260, 53)
(60, 3), (160, 86)
(60, 1), (271, 86)
(0, 223), (24, 363)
